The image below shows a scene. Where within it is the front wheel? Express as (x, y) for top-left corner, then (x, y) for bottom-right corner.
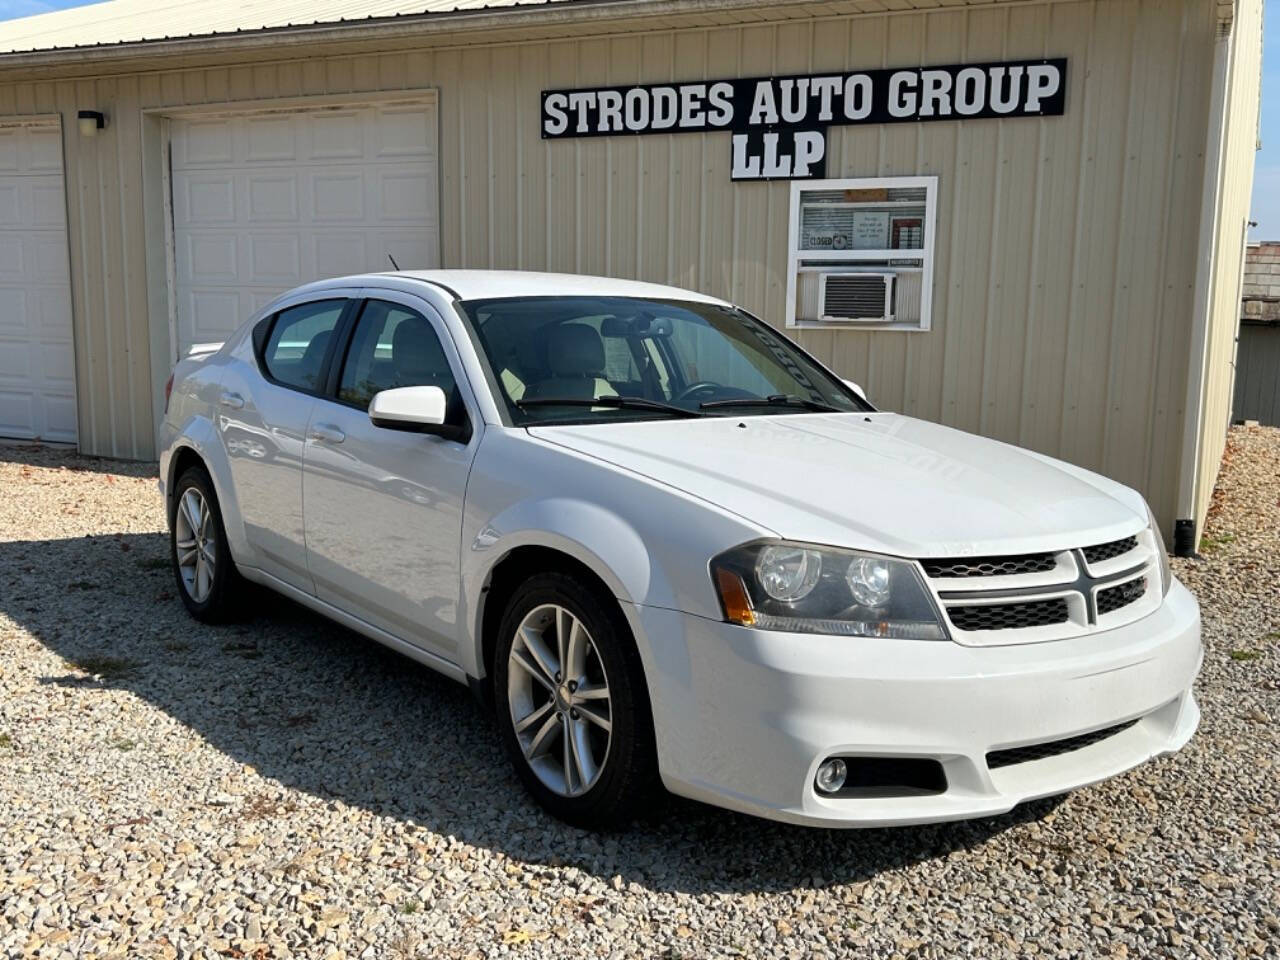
(493, 572), (658, 828)
(169, 464), (242, 623)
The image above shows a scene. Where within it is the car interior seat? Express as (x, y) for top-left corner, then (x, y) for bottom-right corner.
(296, 329), (333, 390)
(391, 316), (455, 393)
(523, 323), (618, 401)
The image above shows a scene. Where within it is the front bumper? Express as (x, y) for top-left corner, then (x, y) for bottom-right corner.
(631, 578), (1202, 827)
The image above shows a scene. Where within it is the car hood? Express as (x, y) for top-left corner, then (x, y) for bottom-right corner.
(527, 412), (1147, 557)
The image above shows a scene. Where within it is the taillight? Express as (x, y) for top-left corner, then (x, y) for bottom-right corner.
(163, 372), (175, 414)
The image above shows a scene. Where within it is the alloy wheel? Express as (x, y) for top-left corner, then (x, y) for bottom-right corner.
(507, 603), (613, 797)
(174, 487), (217, 603)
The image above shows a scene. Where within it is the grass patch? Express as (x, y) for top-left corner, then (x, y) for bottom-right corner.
(111, 738), (136, 752)
(398, 900), (420, 915)
(136, 556), (170, 571)
(1229, 649), (1263, 662)
(0, 732), (12, 749)
(70, 655), (139, 677)
(1198, 532), (1236, 554)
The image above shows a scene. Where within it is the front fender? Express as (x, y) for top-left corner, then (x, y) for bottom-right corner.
(455, 428), (772, 682)
(458, 498), (662, 679)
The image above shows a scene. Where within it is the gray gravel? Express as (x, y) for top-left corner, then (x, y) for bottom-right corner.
(1, 428), (1278, 959)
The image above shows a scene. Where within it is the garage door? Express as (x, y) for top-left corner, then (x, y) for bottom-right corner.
(0, 119), (77, 444)
(169, 100), (439, 355)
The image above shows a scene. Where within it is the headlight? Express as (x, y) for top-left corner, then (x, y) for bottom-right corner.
(1146, 504), (1172, 597)
(754, 544), (822, 601)
(846, 556), (892, 607)
(711, 541), (949, 639)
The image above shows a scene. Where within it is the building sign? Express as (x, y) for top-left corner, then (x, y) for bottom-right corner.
(541, 58), (1066, 181)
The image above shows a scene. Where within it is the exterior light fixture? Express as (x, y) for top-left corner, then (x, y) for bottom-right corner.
(814, 758), (848, 795)
(77, 110), (105, 137)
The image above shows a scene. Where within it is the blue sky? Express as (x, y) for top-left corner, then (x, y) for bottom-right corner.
(1254, 0), (1278, 240)
(0, 0), (97, 18)
(0, 0), (1275, 236)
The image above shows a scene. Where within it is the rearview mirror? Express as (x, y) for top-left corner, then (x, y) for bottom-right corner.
(600, 314), (675, 338)
(369, 386), (448, 432)
(842, 379), (868, 403)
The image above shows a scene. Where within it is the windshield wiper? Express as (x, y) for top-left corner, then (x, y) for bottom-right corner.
(699, 394), (839, 413)
(516, 396), (704, 419)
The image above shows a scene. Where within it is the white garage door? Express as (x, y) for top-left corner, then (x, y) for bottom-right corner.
(169, 100), (439, 355)
(0, 119), (77, 444)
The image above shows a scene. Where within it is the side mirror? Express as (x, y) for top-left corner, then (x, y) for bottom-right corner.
(369, 386), (449, 432)
(370, 386), (472, 442)
(842, 379), (868, 403)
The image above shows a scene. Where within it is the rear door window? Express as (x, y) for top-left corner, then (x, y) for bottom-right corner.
(262, 300), (347, 392)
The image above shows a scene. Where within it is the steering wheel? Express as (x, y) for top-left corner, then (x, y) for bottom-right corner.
(670, 381), (724, 407)
(671, 382), (757, 407)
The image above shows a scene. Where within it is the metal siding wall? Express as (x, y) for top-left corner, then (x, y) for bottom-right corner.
(1193, 0), (1264, 530)
(1232, 325), (1280, 427)
(0, 0), (1217, 530)
(0, 76), (154, 459)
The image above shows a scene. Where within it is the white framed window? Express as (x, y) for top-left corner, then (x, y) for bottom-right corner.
(785, 175), (938, 332)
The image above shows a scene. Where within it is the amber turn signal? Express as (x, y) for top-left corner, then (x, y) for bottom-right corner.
(714, 567), (756, 626)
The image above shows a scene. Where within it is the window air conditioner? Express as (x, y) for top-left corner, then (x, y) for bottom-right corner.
(818, 272), (895, 323)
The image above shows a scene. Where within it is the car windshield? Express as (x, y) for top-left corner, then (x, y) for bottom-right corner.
(459, 296), (868, 425)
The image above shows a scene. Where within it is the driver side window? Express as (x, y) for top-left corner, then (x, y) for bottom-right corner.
(337, 301), (458, 410)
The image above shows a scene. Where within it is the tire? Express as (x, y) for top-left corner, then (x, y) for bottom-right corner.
(169, 464), (243, 623)
(493, 571), (658, 829)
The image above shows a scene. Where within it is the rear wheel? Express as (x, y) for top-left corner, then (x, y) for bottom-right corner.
(494, 572), (657, 828)
(170, 464), (242, 622)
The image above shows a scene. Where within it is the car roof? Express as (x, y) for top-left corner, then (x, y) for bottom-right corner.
(290, 270), (732, 306)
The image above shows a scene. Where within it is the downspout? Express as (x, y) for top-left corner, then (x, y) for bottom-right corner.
(1225, 218), (1249, 422)
(1173, 16), (1235, 556)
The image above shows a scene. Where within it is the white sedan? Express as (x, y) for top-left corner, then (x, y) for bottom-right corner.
(159, 271), (1202, 828)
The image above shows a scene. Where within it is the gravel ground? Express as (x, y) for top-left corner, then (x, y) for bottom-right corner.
(1, 427), (1277, 960)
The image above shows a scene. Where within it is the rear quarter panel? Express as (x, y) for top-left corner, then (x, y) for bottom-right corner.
(159, 352), (241, 552)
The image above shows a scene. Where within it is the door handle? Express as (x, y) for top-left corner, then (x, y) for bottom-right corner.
(310, 423), (345, 444)
(218, 391), (245, 409)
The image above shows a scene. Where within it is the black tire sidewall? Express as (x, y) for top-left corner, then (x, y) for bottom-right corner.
(493, 572), (656, 828)
(169, 465), (237, 623)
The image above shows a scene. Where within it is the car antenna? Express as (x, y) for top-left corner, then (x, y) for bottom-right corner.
(388, 253), (400, 271)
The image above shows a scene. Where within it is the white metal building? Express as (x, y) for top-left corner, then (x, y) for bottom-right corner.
(0, 0), (1263, 550)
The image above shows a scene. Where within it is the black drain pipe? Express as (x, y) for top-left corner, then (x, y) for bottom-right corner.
(1173, 519), (1197, 558)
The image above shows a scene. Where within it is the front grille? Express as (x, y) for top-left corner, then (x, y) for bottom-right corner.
(922, 553), (1057, 579)
(1097, 576), (1147, 616)
(1083, 536), (1138, 565)
(947, 597), (1070, 632)
(986, 718), (1141, 769)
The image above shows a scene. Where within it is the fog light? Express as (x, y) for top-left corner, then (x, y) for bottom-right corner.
(815, 758), (847, 794)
